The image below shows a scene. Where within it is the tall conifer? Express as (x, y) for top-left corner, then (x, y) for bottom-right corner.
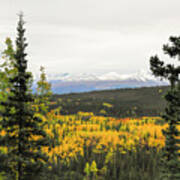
(0, 13), (50, 180)
(150, 36), (180, 180)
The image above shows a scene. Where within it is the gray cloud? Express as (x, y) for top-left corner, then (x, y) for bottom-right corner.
(0, 0), (180, 76)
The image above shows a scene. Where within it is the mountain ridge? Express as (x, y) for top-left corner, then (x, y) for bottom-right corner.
(46, 70), (168, 94)
(47, 70), (158, 82)
(34, 70), (168, 94)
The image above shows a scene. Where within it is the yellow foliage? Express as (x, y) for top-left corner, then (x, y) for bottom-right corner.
(1, 110), (178, 163)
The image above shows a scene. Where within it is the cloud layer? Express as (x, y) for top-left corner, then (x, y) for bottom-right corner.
(0, 0), (180, 76)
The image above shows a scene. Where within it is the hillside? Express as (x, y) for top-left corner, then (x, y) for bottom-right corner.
(51, 86), (169, 117)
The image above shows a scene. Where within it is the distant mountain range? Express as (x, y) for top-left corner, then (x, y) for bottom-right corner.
(37, 70), (168, 94)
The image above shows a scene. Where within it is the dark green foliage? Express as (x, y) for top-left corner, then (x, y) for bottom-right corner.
(150, 36), (180, 179)
(48, 146), (161, 180)
(0, 14), (50, 180)
(51, 86), (168, 117)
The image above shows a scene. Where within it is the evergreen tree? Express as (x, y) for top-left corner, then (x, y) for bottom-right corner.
(150, 36), (180, 180)
(34, 66), (52, 116)
(0, 13), (51, 180)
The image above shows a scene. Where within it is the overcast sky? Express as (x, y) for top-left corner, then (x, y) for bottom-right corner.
(0, 0), (180, 76)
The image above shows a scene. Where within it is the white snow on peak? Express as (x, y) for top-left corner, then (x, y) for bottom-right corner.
(98, 72), (122, 81)
(47, 70), (160, 82)
(64, 73), (99, 81)
(131, 70), (157, 82)
(47, 73), (70, 80)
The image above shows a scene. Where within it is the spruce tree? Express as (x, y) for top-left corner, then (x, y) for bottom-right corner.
(0, 14), (50, 180)
(150, 36), (180, 180)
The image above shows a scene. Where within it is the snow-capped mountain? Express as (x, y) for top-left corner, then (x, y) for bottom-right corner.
(47, 70), (158, 82)
(44, 70), (168, 94)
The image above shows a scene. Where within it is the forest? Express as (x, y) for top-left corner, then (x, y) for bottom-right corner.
(51, 86), (169, 118)
(0, 14), (179, 180)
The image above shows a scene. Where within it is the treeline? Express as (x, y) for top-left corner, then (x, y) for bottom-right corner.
(50, 146), (161, 180)
(50, 86), (169, 117)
